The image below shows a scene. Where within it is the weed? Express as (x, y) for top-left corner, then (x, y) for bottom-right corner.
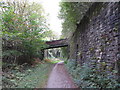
(65, 60), (120, 89)
(2, 62), (53, 88)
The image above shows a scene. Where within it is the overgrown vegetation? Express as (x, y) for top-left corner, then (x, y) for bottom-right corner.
(61, 47), (69, 58)
(1, 0), (56, 88)
(44, 58), (62, 64)
(2, 61), (53, 88)
(65, 59), (120, 89)
(58, 2), (92, 57)
(1, 0), (51, 64)
(59, 2), (92, 38)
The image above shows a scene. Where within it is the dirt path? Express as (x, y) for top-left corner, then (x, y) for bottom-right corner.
(47, 62), (77, 88)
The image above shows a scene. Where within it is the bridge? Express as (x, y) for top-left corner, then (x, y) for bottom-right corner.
(45, 39), (68, 49)
(40, 39), (68, 59)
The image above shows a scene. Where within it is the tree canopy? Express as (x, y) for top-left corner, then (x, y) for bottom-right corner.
(58, 2), (92, 38)
(1, 0), (51, 64)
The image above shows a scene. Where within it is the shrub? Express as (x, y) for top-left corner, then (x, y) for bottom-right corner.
(1, 1), (49, 64)
(65, 60), (120, 89)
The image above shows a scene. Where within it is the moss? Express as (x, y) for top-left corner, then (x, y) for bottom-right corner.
(89, 47), (95, 53)
(113, 28), (118, 32)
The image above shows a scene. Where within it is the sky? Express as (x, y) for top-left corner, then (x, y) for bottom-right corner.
(29, 0), (62, 37)
(2, 0), (62, 37)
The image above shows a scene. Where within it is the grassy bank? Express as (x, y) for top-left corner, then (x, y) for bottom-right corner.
(44, 58), (62, 64)
(2, 62), (53, 88)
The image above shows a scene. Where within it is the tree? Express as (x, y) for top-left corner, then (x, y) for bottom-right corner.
(43, 30), (60, 41)
(58, 2), (92, 38)
(58, 2), (92, 58)
(1, 0), (50, 64)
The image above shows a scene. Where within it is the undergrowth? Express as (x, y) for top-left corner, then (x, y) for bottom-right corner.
(44, 58), (62, 64)
(2, 62), (53, 88)
(65, 59), (120, 89)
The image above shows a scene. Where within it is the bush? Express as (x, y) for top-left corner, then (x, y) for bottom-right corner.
(2, 62), (53, 88)
(65, 60), (120, 89)
(1, 1), (49, 64)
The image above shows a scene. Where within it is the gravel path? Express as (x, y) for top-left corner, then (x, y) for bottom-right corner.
(47, 62), (77, 88)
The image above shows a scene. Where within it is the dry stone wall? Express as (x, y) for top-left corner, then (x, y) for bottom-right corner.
(69, 2), (120, 73)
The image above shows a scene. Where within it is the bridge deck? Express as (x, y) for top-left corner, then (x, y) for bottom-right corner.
(45, 39), (68, 49)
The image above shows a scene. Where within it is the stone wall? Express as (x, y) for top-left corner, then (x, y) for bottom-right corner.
(69, 2), (120, 72)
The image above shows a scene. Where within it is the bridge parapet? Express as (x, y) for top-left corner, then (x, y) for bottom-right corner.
(45, 39), (68, 49)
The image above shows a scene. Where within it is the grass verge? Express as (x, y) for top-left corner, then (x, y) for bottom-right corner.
(44, 58), (62, 64)
(2, 62), (53, 88)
